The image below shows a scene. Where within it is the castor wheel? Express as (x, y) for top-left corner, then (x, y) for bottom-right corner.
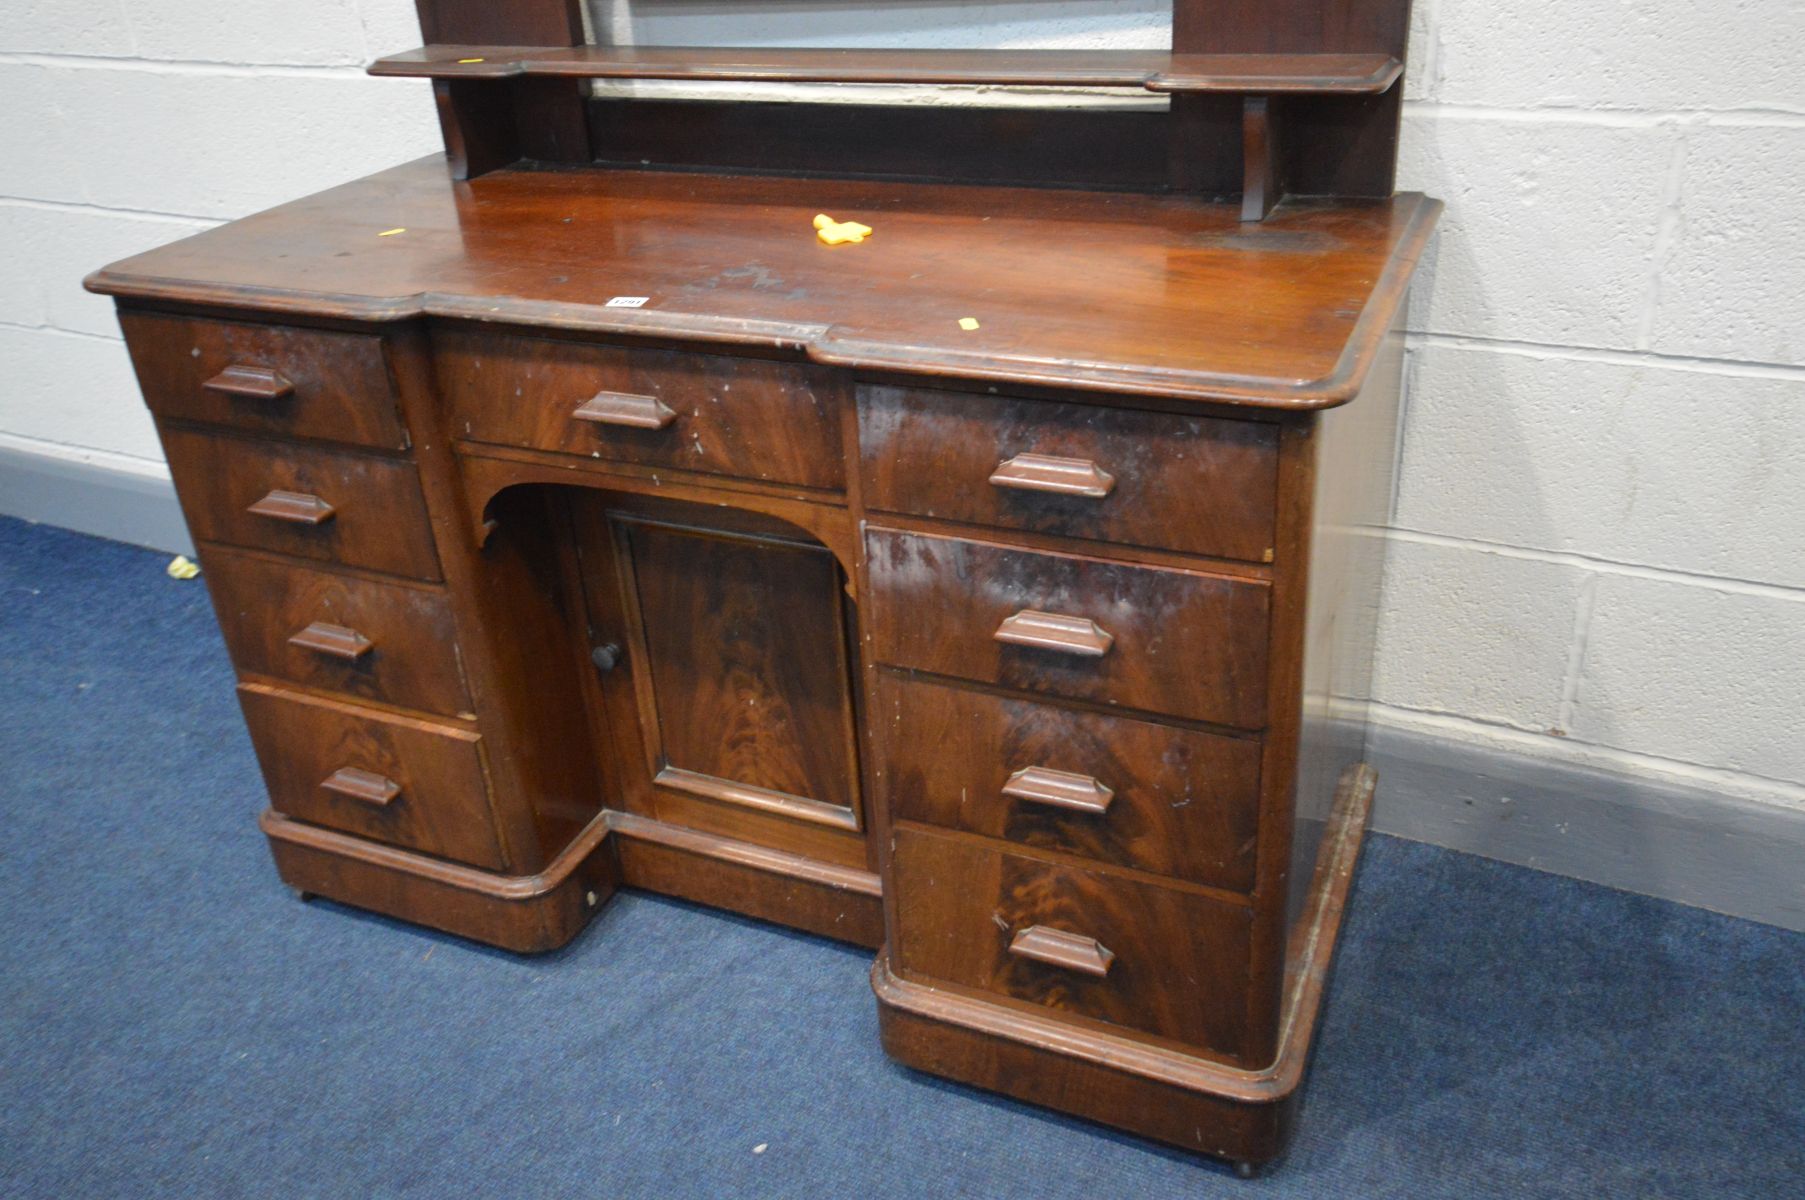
(290, 888), (316, 903)
(1233, 1161), (1260, 1180)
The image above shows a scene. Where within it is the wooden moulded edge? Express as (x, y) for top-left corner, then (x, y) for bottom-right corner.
(81, 195), (1441, 411)
(368, 46), (1404, 96)
(871, 761), (1375, 1106)
(259, 805), (885, 953)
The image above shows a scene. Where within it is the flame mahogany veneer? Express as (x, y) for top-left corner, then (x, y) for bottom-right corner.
(88, 0), (1437, 1170)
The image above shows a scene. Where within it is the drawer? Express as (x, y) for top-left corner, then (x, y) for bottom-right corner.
(238, 683), (506, 870)
(205, 548), (472, 718)
(864, 528), (1270, 729)
(859, 384), (1278, 563)
(878, 675), (1261, 892)
(434, 328), (845, 490)
(892, 826), (1254, 1060)
(120, 312), (406, 450)
(162, 427), (441, 581)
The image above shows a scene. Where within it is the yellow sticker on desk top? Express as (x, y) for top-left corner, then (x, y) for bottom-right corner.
(457, 58), (486, 64)
(958, 317), (980, 331)
(377, 227), (406, 237)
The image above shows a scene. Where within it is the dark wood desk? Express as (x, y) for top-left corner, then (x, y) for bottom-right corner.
(88, 0), (1438, 1173)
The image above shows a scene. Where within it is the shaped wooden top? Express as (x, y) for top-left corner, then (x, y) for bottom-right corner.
(88, 159), (1440, 408)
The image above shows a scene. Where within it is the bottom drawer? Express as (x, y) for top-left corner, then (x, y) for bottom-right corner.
(238, 683), (506, 870)
(892, 826), (1254, 1061)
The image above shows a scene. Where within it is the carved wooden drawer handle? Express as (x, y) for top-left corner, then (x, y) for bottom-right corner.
(319, 767), (400, 806)
(202, 364), (295, 401)
(1002, 765), (1115, 815)
(989, 453), (1116, 499)
(1008, 925), (1116, 978)
(287, 621), (373, 661)
(572, 390), (678, 429)
(994, 610), (1114, 658)
(247, 489), (336, 525)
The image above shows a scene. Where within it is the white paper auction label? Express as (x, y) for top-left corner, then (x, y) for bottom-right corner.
(605, 296), (649, 308)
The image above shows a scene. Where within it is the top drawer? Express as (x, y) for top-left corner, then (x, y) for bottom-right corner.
(120, 312), (406, 450)
(858, 385), (1278, 563)
(434, 329), (845, 491)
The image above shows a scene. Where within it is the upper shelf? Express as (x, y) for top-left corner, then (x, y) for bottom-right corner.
(370, 45), (1404, 95)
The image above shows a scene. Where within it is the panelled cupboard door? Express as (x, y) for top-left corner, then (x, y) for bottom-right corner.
(567, 491), (869, 867)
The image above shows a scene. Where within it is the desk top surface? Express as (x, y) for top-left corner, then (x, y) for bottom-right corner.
(89, 158), (1439, 409)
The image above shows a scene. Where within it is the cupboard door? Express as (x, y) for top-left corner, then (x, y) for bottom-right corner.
(570, 494), (868, 868)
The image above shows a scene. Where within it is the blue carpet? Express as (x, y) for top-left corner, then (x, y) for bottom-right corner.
(1, 514), (1801, 1199)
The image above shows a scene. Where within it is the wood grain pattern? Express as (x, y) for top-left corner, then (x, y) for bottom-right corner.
(610, 810), (883, 948)
(87, 162), (1443, 409)
(564, 490), (870, 872)
(261, 808), (618, 954)
(238, 682), (506, 870)
(386, 333), (614, 868)
(202, 547), (472, 718)
(161, 427), (441, 580)
(878, 674), (1262, 891)
(859, 384), (1280, 564)
(875, 985), (1289, 1164)
(434, 328), (845, 490)
(120, 312), (406, 450)
(625, 519), (860, 821)
(892, 825), (1254, 1062)
(865, 528), (1270, 729)
(874, 762), (1376, 1166)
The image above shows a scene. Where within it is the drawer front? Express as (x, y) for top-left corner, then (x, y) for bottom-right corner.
(120, 312), (406, 450)
(162, 427), (441, 581)
(205, 549), (472, 718)
(238, 683), (505, 870)
(892, 826), (1253, 1059)
(864, 529), (1269, 729)
(879, 675), (1262, 891)
(859, 384), (1278, 563)
(434, 329), (845, 490)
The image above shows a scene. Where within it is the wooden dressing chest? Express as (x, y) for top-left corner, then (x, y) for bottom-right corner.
(88, 0), (1438, 1174)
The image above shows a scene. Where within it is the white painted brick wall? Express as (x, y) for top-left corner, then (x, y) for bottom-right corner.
(1397, 114), (1674, 349)
(1648, 124), (1805, 366)
(0, 325), (159, 459)
(1, 1), (1801, 824)
(1395, 347), (1805, 589)
(1371, 539), (1588, 731)
(1430, 0), (1805, 112)
(1575, 576), (1805, 784)
(0, 203), (215, 336)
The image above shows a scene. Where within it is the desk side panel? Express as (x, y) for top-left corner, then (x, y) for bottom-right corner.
(1286, 307), (1406, 938)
